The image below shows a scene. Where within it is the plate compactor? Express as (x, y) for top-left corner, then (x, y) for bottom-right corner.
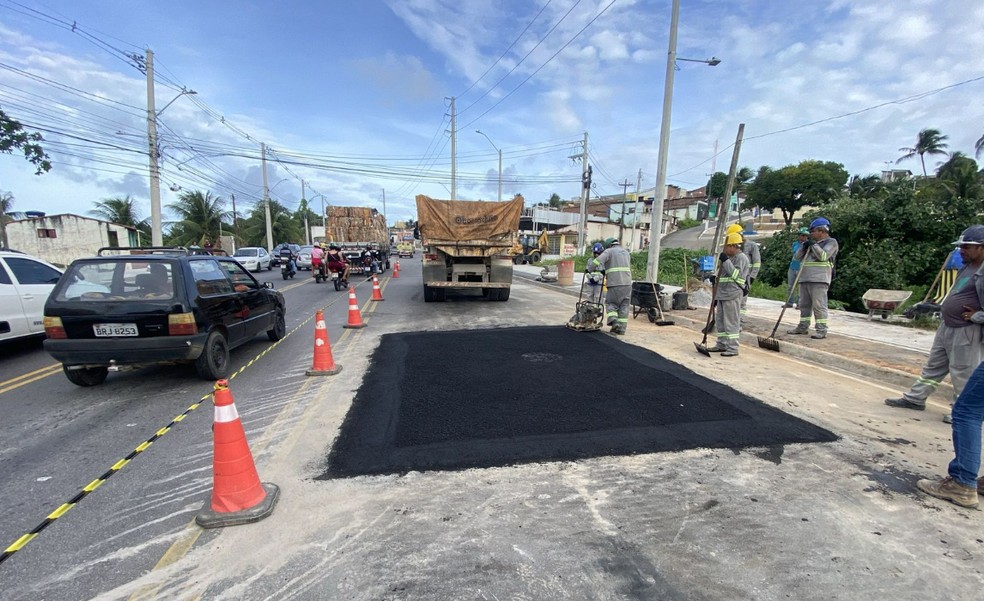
(566, 272), (606, 332)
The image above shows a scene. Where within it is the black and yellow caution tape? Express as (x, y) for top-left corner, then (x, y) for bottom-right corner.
(0, 277), (377, 566)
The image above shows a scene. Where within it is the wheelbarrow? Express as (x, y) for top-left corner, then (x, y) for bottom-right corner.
(861, 289), (912, 320)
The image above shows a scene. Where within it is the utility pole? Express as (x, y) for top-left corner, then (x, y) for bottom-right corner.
(710, 124), (746, 270)
(618, 179), (634, 245)
(449, 97), (457, 201)
(261, 142), (272, 251)
(381, 188), (387, 225)
(301, 179), (309, 245)
(145, 49), (162, 246)
(630, 168), (642, 251)
(573, 131), (589, 253)
(231, 193), (238, 249)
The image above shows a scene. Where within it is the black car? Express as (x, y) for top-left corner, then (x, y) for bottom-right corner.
(43, 247), (286, 386)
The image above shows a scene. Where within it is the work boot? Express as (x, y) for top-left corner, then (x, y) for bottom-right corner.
(706, 345), (727, 353)
(610, 326), (626, 336)
(721, 350), (739, 357)
(811, 331), (827, 339)
(786, 326), (809, 335)
(916, 476), (979, 508)
(943, 413), (952, 424)
(884, 397), (926, 411)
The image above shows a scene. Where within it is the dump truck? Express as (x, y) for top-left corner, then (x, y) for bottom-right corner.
(416, 194), (523, 302)
(324, 205), (390, 275)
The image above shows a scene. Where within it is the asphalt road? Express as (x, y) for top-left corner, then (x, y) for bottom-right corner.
(1, 257), (981, 600)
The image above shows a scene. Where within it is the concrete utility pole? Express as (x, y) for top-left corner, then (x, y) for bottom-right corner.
(711, 124), (746, 270)
(261, 142), (273, 251)
(381, 188), (387, 228)
(449, 97), (457, 201)
(618, 179), (634, 245)
(231, 193), (239, 248)
(301, 179), (309, 245)
(630, 168), (642, 251)
(574, 131), (589, 253)
(146, 49), (162, 246)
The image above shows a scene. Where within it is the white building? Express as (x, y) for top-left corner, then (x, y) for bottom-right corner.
(5, 213), (140, 267)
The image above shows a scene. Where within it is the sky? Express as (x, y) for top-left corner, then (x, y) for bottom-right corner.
(1, 0), (983, 231)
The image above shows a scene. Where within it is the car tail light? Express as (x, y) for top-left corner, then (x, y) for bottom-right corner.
(424, 253), (439, 261)
(43, 316), (67, 339)
(168, 313), (198, 336)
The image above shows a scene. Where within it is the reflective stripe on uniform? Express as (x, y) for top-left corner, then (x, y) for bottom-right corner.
(606, 267), (631, 273)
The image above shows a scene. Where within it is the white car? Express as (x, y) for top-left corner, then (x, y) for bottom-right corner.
(233, 247), (272, 272)
(0, 250), (64, 342)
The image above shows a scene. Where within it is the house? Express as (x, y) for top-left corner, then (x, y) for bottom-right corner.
(4, 213), (140, 267)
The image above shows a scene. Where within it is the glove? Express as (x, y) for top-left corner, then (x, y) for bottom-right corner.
(718, 253), (728, 264)
(802, 239), (814, 248)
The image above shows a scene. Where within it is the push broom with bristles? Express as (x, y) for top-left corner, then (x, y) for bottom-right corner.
(758, 266), (803, 352)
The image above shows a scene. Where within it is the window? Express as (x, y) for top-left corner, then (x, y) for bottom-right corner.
(36, 228), (57, 238)
(219, 260), (257, 292)
(0, 260), (12, 285)
(107, 231), (119, 247)
(191, 260), (234, 296)
(6, 257), (63, 285)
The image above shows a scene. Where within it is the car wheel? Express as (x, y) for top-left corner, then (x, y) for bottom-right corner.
(267, 307), (286, 341)
(63, 365), (109, 387)
(195, 330), (230, 380)
(267, 263), (272, 271)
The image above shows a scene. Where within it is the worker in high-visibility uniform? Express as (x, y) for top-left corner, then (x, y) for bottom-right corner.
(708, 232), (750, 356)
(588, 237), (631, 335)
(726, 223), (760, 324)
(787, 217), (839, 339)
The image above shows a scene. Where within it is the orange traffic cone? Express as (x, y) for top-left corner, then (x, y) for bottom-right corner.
(306, 309), (342, 376)
(370, 275), (384, 301)
(343, 286), (366, 329)
(196, 380), (279, 529)
(393, 261), (400, 278)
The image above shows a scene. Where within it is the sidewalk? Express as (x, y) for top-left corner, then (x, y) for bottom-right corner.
(514, 263), (947, 399)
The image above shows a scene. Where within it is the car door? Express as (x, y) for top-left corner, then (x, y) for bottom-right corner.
(0, 255), (63, 338)
(189, 258), (248, 347)
(218, 259), (274, 340)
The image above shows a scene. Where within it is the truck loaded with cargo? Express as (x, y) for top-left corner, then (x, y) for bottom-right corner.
(324, 205), (391, 276)
(415, 194), (523, 302)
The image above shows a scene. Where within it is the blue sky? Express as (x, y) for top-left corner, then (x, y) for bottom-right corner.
(1, 0), (983, 230)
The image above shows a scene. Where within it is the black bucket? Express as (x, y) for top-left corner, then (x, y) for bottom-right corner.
(631, 281), (663, 308)
(672, 290), (689, 310)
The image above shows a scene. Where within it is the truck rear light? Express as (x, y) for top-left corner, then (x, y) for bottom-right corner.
(168, 313), (198, 336)
(43, 316), (67, 339)
(423, 253), (439, 261)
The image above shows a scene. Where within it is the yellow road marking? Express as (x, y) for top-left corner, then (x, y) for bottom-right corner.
(0, 363), (61, 395)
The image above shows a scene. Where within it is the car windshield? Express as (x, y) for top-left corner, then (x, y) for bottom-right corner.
(234, 248), (258, 257)
(56, 261), (175, 301)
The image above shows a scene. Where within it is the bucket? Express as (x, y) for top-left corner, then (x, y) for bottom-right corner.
(659, 293), (672, 312)
(672, 290), (689, 310)
(557, 260), (574, 286)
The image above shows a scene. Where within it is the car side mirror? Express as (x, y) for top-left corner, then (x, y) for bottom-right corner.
(263, 282), (274, 289)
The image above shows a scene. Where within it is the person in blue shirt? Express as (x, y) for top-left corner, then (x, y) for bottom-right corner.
(783, 227), (810, 308)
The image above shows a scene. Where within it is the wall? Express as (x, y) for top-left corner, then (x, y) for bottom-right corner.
(6, 214), (137, 267)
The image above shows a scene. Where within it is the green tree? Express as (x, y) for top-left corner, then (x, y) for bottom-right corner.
(240, 199), (301, 248)
(165, 190), (228, 247)
(896, 127), (949, 177)
(90, 195), (151, 243)
(293, 198), (319, 244)
(976, 130), (983, 160)
(1, 107), (51, 175)
(936, 152), (983, 200)
(744, 161), (848, 226)
(548, 193), (561, 208)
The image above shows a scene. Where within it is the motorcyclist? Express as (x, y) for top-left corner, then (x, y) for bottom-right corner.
(279, 244), (297, 276)
(311, 243), (325, 279)
(326, 244), (350, 288)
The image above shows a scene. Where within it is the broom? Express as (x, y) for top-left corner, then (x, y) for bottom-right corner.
(694, 277), (718, 356)
(651, 280), (674, 326)
(757, 266), (804, 352)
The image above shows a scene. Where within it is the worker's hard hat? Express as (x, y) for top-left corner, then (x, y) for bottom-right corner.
(953, 225), (984, 246)
(604, 237), (619, 248)
(726, 223), (743, 235)
(592, 242), (604, 253)
(809, 217), (831, 231)
(797, 227), (810, 235)
(724, 232), (743, 246)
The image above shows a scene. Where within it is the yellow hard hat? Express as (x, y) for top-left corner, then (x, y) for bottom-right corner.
(726, 223), (743, 235)
(724, 232), (743, 246)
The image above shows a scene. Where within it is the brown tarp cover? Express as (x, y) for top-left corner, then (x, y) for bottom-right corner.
(416, 195), (524, 242)
(325, 206), (388, 244)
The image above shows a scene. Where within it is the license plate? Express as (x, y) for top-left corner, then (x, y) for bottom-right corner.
(94, 323), (139, 337)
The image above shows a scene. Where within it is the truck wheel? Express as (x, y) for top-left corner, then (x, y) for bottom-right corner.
(424, 285), (445, 302)
(195, 330), (230, 380)
(531, 252), (541, 263)
(63, 365), (109, 387)
(495, 288), (510, 301)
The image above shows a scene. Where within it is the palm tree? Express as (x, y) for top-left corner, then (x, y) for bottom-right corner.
(936, 152), (982, 200)
(166, 190), (228, 247)
(1, 191), (13, 248)
(89, 195), (151, 243)
(975, 130), (984, 160)
(897, 128), (949, 176)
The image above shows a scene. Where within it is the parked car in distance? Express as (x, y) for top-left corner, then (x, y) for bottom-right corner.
(297, 245), (314, 270)
(43, 247), (286, 386)
(232, 247), (272, 272)
(0, 250), (64, 343)
(270, 243), (300, 267)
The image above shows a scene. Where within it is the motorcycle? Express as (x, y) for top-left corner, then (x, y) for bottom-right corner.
(281, 258), (297, 280)
(313, 261), (328, 284)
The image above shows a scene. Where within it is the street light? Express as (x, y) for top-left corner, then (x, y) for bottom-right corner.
(148, 88), (196, 246)
(475, 130), (502, 201)
(645, 0), (720, 284)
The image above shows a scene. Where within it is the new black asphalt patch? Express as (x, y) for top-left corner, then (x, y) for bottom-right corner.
(321, 326), (837, 478)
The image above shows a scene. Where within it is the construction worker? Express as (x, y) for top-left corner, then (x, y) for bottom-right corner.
(886, 225), (984, 423)
(586, 242), (605, 287)
(783, 227), (810, 308)
(726, 223), (760, 323)
(787, 217), (838, 339)
(588, 237), (631, 335)
(708, 232), (750, 356)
